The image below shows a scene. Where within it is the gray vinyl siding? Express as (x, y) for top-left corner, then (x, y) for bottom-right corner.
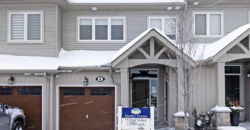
(56, 5), (62, 55)
(62, 11), (182, 50)
(188, 7), (250, 43)
(0, 5), (57, 57)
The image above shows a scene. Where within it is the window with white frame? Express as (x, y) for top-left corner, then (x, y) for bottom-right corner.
(8, 12), (43, 42)
(194, 12), (223, 36)
(148, 16), (177, 40)
(77, 17), (126, 42)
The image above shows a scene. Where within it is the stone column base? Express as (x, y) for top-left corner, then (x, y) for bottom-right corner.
(173, 111), (190, 130)
(211, 105), (232, 128)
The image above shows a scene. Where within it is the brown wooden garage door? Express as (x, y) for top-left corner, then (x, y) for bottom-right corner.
(60, 87), (115, 130)
(0, 86), (42, 130)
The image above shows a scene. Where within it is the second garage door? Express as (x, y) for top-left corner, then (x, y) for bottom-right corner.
(60, 87), (115, 130)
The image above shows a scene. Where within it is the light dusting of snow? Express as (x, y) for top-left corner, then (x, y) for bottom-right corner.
(69, 0), (185, 3)
(211, 105), (231, 112)
(231, 106), (244, 110)
(173, 111), (190, 117)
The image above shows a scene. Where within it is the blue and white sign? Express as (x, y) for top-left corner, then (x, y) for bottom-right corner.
(121, 108), (151, 130)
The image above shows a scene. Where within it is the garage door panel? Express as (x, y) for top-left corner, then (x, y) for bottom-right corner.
(25, 110), (42, 122)
(60, 122), (73, 130)
(60, 87), (115, 130)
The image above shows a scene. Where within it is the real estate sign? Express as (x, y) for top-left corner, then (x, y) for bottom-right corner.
(121, 108), (151, 130)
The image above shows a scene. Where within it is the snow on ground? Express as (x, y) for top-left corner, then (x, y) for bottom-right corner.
(69, 0), (185, 3)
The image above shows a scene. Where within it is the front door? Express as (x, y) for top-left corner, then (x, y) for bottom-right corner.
(132, 80), (149, 108)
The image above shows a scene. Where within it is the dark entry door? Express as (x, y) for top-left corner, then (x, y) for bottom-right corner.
(225, 75), (240, 101)
(132, 80), (149, 108)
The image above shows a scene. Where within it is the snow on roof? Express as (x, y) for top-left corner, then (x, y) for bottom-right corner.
(111, 28), (175, 63)
(203, 24), (250, 60)
(69, 0), (185, 3)
(0, 49), (116, 71)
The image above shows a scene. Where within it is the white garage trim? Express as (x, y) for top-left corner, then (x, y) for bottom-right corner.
(0, 84), (46, 130)
(56, 84), (117, 130)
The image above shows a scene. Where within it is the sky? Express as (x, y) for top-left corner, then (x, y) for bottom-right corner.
(68, 0), (185, 3)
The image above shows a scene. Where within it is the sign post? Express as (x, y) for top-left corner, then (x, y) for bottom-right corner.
(118, 106), (154, 130)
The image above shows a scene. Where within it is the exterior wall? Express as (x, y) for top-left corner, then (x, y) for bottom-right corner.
(0, 74), (49, 130)
(53, 71), (121, 130)
(187, 7), (250, 44)
(189, 66), (217, 127)
(61, 10), (182, 50)
(0, 4), (58, 57)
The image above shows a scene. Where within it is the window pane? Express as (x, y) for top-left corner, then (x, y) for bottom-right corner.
(111, 19), (124, 40)
(80, 19), (92, 40)
(226, 76), (240, 102)
(150, 18), (162, 30)
(28, 14), (41, 40)
(195, 14), (206, 35)
(165, 18), (176, 40)
(11, 14), (24, 40)
(95, 19), (108, 40)
(225, 66), (240, 74)
(210, 14), (221, 35)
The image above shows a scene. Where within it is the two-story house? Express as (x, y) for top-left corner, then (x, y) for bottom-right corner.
(0, 0), (249, 130)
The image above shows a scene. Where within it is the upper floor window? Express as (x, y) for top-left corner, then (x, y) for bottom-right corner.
(194, 12), (224, 37)
(8, 11), (44, 43)
(148, 16), (177, 40)
(77, 16), (126, 42)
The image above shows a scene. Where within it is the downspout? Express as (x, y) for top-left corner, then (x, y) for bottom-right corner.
(109, 66), (121, 105)
(49, 74), (54, 130)
(43, 72), (50, 130)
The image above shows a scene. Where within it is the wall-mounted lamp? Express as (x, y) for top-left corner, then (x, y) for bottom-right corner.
(247, 70), (250, 78)
(8, 75), (14, 85)
(83, 77), (88, 86)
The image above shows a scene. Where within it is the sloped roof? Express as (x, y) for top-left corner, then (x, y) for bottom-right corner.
(203, 23), (250, 60)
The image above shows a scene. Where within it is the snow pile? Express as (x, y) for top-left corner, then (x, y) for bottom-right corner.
(218, 126), (246, 130)
(173, 111), (190, 117)
(69, 0), (185, 3)
(197, 120), (202, 126)
(211, 105), (231, 112)
(203, 24), (250, 60)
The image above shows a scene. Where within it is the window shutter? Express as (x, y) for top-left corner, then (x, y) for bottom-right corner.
(11, 14), (24, 40)
(27, 14), (41, 40)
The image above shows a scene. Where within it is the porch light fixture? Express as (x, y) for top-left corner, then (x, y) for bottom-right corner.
(83, 77), (88, 86)
(167, 7), (173, 10)
(175, 6), (180, 10)
(8, 75), (14, 85)
(91, 7), (97, 11)
(193, 2), (199, 5)
(247, 71), (250, 78)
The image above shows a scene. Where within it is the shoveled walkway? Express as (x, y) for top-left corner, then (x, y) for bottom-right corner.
(239, 121), (250, 130)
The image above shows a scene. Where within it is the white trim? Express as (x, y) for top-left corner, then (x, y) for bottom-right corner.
(7, 11), (44, 44)
(0, 84), (46, 130)
(193, 11), (224, 38)
(76, 16), (127, 43)
(56, 85), (117, 130)
(147, 15), (177, 40)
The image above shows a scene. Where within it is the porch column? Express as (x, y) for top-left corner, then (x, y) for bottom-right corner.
(120, 68), (129, 107)
(216, 62), (226, 106)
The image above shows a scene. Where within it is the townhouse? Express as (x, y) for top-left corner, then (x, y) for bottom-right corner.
(0, 0), (249, 129)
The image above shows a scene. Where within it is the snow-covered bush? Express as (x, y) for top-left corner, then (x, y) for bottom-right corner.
(191, 107), (215, 130)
